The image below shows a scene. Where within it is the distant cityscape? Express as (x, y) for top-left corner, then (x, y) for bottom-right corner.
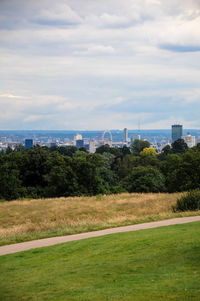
(0, 125), (200, 153)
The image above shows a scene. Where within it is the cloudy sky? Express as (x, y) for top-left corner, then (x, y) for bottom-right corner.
(0, 0), (200, 130)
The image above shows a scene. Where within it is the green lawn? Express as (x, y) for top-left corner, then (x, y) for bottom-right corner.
(0, 222), (200, 301)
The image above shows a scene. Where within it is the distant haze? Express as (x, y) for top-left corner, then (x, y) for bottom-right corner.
(0, 0), (200, 130)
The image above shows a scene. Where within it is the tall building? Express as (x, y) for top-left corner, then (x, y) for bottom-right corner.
(76, 139), (84, 149)
(123, 128), (128, 144)
(172, 124), (183, 142)
(89, 140), (96, 153)
(25, 139), (33, 149)
(182, 134), (196, 148)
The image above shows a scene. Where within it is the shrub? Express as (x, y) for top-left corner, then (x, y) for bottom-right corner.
(174, 190), (200, 212)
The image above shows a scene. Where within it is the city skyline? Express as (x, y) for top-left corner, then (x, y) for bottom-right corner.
(0, 0), (200, 130)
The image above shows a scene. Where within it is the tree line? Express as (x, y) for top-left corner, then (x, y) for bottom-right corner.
(1, 139), (200, 200)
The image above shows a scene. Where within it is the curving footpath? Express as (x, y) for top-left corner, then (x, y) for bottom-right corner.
(1, 216), (200, 256)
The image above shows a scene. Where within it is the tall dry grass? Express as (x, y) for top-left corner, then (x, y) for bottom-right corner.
(0, 193), (199, 245)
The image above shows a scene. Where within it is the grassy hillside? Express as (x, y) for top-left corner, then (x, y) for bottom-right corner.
(0, 222), (200, 300)
(0, 193), (200, 246)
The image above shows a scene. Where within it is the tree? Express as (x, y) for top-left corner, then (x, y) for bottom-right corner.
(72, 153), (106, 195)
(54, 146), (77, 157)
(171, 139), (188, 154)
(162, 145), (172, 155)
(96, 144), (111, 154)
(0, 159), (25, 200)
(21, 146), (49, 194)
(131, 139), (150, 154)
(96, 145), (122, 156)
(163, 149), (200, 192)
(121, 145), (131, 156)
(14, 144), (25, 152)
(140, 147), (157, 156)
(44, 153), (77, 197)
(122, 166), (166, 193)
(5, 146), (13, 154)
(161, 154), (181, 192)
(158, 145), (172, 160)
(99, 152), (118, 191)
(79, 147), (88, 153)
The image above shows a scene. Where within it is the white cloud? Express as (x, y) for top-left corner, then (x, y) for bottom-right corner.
(36, 2), (82, 24)
(74, 44), (115, 55)
(0, 0), (200, 129)
(0, 94), (21, 98)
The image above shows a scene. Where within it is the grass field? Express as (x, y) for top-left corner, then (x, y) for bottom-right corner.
(0, 222), (200, 300)
(0, 193), (200, 246)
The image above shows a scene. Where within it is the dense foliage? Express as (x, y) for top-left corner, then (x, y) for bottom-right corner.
(0, 139), (200, 200)
(173, 190), (200, 211)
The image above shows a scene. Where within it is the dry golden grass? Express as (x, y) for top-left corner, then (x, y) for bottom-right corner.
(0, 193), (200, 246)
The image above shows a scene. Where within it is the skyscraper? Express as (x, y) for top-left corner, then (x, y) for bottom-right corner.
(89, 140), (96, 153)
(25, 139), (33, 149)
(76, 139), (84, 149)
(172, 125), (183, 142)
(124, 128), (128, 144)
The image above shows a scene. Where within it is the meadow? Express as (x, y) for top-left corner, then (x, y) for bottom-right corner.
(0, 192), (200, 246)
(0, 221), (200, 300)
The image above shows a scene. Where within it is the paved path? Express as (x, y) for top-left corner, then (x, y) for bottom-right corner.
(1, 216), (200, 256)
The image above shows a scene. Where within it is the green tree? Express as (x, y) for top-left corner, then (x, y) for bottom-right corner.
(161, 154), (181, 192)
(161, 149), (200, 192)
(131, 139), (150, 154)
(14, 144), (26, 152)
(171, 139), (188, 154)
(96, 145), (122, 156)
(0, 158), (25, 200)
(21, 146), (49, 196)
(52, 146), (77, 157)
(162, 145), (172, 155)
(122, 166), (166, 193)
(114, 154), (139, 179)
(72, 153), (106, 195)
(99, 152), (118, 191)
(121, 145), (131, 156)
(5, 146), (13, 154)
(44, 153), (77, 197)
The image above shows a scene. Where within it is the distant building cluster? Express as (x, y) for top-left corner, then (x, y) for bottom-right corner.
(0, 125), (199, 153)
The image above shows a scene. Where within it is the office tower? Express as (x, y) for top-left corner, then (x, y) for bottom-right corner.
(76, 139), (84, 149)
(182, 134), (196, 148)
(172, 124), (183, 142)
(124, 128), (128, 144)
(89, 140), (96, 153)
(25, 139), (33, 149)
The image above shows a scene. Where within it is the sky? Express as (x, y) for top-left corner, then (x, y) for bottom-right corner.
(0, 0), (200, 130)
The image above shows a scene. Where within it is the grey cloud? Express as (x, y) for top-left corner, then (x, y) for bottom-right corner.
(160, 44), (200, 53)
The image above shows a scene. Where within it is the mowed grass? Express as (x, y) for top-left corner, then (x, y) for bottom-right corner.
(0, 193), (200, 246)
(0, 222), (200, 301)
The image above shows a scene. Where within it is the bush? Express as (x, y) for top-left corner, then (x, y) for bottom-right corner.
(174, 190), (200, 212)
